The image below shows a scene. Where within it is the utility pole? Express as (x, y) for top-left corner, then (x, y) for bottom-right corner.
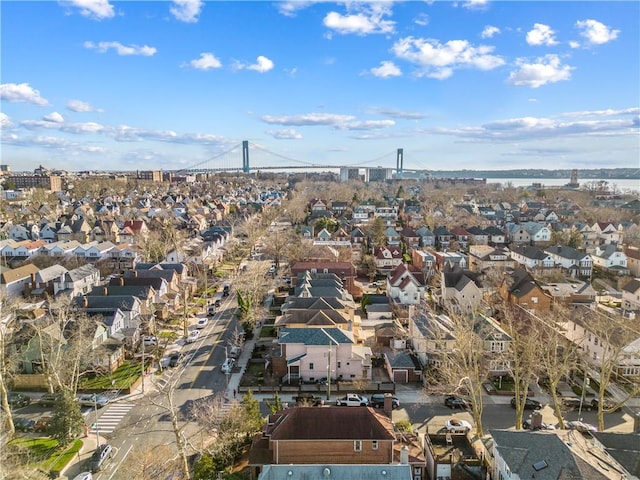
(141, 338), (145, 394)
(326, 342), (331, 401)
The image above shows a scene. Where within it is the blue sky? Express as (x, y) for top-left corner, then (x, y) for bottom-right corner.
(1, 0), (638, 173)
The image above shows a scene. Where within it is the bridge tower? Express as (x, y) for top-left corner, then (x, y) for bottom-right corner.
(396, 148), (404, 173)
(242, 140), (250, 173)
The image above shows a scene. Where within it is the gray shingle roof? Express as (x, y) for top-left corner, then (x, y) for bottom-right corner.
(279, 327), (354, 346)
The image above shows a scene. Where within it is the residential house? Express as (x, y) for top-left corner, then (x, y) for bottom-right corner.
(399, 227), (420, 249)
(484, 226), (507, 246)
(624, 246), (640, 276)
(410, 248), (437, 279)
(466, 226), (489, 246)
(540, 280), (597, 306)
(558, 306), (640, 378)
(374, 206), (398, 225)
(544, 245), (593, 278)
(372, 246), (403, 274)
(592, 244), (629, 275)
(289, 262), (357, 291)
(274, 327), (371, 384)
(415, 226), (435, 248)
(248, 407), (420, 479)
(621, 279), (640, 315)
(432, 226), (452, 250)
(386, 264), (425, 306)
(498, 268), (552, 313)
(408, 311), (456, 368)
(24, 265), (69, 297)
(440, 267), (483, 314)
(592, 221), (622, 245)
(521, 221), (552, 245)
(55, 264), (101, 298)
(352, 206), (370, 224)
(384, 226), (401, 246)
(509, 245), (555, 273)
(507, 223), (531, 245)
(449, 226), (470, 250)
(0, 264), (40, 297)
(122, 220), (149, 243)
(384, 350), (423, 383)
(424, 432), (484, 480)
(9, 223), (39, 241)
(350, 227), (367, 246)
(76, 295), (144, 329)
(108, 275), (168, 305)
(467, 245), (513, 273)
(75, 241), (116, 263)
(108, 243), (140, 272)
(491, 429), (628, 480)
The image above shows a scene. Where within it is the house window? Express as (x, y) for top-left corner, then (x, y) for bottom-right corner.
(593, 352), (597, 360)
(594, 337), (598, 346)
(309, 363), (314, 370)
(337, 361), (341, 368)
(531, 296), (538, 304)
(354, 440), (362, 452)
(372, 441), (378, 450)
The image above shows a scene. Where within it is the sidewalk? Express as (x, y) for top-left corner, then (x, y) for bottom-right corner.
(60, 433), (108, 479)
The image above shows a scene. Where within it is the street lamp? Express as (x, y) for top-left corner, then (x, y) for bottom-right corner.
(93, 396), (100, 445)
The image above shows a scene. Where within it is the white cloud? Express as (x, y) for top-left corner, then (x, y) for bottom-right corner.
(170, 0), (203, 23)
(261, 113), (356, 126)
(392, 37), (505, 79)
(247, 56), (274, 73)
(561, 107), (640, 118)
(65, 0), (115, 20)
(80, 145), (109, 154)
(575, 19), (619, 45)
(526, 23), (558, 46)
(569, 41), (580, 49)
(277, 1), (316, 17)
(414, 13), (429, 27)
(43, 112), (65, 123)
(186, 53), (222, 70)
(266, 129), (303, 139)
(508, 54), (573, 88)
(0, 112), (13, 128)
(0, 83), (49, 106)
(323, 3), (395, 36)
(67, 99), (102, 112)
(84, 41), (157, 56)
(461, 0), (488, 10)
(481, 25), (500, 39)
(367, 107), (426, 120)
(338, 120), (396, 131)
(370, 61), (402, 78)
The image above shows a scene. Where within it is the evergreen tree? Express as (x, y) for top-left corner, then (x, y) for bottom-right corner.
(49, 390), (84, 447)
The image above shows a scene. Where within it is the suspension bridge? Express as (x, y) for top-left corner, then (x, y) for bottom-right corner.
(174, 141), (430, 178)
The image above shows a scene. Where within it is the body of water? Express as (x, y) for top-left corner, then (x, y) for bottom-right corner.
(484, 177), (639, 193)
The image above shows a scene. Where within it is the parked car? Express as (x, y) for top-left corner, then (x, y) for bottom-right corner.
(77, 393), (110, 408)
(33, 416), (52, 433)
(221, 358), (235, 374)
(143, 336), (157, 347)
(370, 394), (400, 409)
(186, 329), (201, 343)
(8, 392), (31, 408)
(590, 397), (620, 412)
(90, 444), (113, 472)
(72, 472), (93, 480)
(294, 393), (324, 406)
(168, 352), (182, 367)
(522, 419), (556, 431)
(561, 397), (584, 410)
(38, 392), (63, 407)
(565, 420), (598, 433)
(510, 397), (542, 410)
(196, 317), (209, 329)
(214, 299), (221, 308)
(444, 395), (472, 409)
(207, 305), (217, 316)
(13, 417), (35, 432)
(228, 346), (241, 359)
(336, 394), (369, 407)
(445, 418), (472, 433)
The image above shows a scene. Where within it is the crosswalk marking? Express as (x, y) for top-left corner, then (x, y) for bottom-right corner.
(88, 402), (135, 434)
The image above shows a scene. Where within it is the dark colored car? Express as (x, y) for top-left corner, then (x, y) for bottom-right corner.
(8, 392), (31, 408)
(294, 393), (324, 406)
(90, 444), (113, 473)
(13, 417), (36, 432)
(444, 395), (472, 409)
(168, 352), (182, 367)
(590, 397), (620, 412)
(522, 419), (555, 431)
(561, 397), (584, 410)
(370, 394), (400, 409)
(510, 397), (542, 410)
(38, 392), (63, 407)
(33, 416), (52, 433)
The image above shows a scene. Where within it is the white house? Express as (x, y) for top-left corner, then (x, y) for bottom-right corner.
(386, 264), (425, 306)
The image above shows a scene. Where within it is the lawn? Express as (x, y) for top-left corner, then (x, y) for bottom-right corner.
(259, 326), (276, 338)
(79, 361), (144, 390)
(9, 437), (82, 477)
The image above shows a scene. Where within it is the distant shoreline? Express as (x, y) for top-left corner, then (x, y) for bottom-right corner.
(427, 168), (639, 180)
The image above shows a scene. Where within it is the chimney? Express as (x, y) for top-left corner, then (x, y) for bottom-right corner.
(400, 445), (409, 464)
(530, 410), (543, 429)
(119, 277), (124, 286)
(103, 287), (108, 295)
(383, 393), (393, 417)
(83, 297), (88, 308)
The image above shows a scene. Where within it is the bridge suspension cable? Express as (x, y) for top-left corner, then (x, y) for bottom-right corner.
(176, 142), (242, 172)
(341, 150), (397, 167)
(249, 142), (326, 167)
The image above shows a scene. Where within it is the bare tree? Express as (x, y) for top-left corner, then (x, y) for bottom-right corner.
(500, 307), (544, 430)
(233, 262), (270, 331)
(118, 443), (180, 479)
(435, 312), (493, 437)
